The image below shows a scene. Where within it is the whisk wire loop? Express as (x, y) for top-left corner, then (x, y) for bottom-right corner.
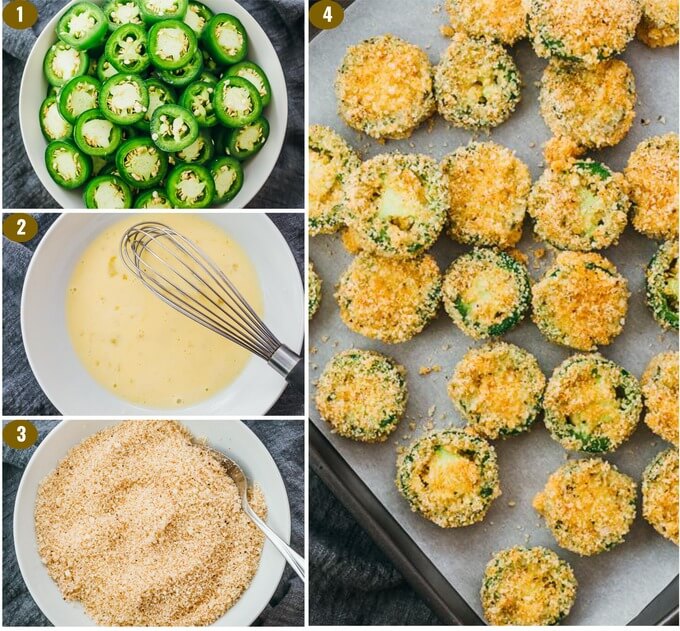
(120, 222), (281, 361)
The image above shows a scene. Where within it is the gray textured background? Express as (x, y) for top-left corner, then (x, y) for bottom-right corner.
(2, 0), (304, 209)
(2, 419), (304, 626)
(2, 212), (304, 416)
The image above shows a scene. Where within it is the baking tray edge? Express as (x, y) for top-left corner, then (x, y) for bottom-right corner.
(310, 422), (679, 625)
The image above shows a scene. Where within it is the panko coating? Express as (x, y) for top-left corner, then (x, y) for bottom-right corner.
(441, 142), (531, 249)
(533, 458), (637, 556)
(528, 0), (641, 65)
(528, 160), (629, 251)
(531, 251), (629, 351)
(481, 546), (577, 625)
(543, 354), (642, 453)
(539, 59), (636, 151)
(637, 0), (679, 47)
(448, 342), (546, 440)
(642, 448), (679, 544)
(445, 0), (528, 45)
(443, 248), (531, 340)
(308, 261), (322, 320)
(308, 125), (361, 236)
(641, 351), (679, 446)
(646, 240), (679, 330)
(625, 133), (679, 241)
(397, 427), (500, 527)
(315, 349), (407, 442)
(344, 153), (447, 258)
(335, 34), (435, 139)
(335, 253), (442, 343)
(434, 33), (521, 130)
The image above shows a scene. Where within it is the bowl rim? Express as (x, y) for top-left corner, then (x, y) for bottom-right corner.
(13, 418), (291, 627)
(20, 212), (304, 416)
(18, 0), (288, 209)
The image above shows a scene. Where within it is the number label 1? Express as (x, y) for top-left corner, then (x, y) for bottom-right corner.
(3, 0), (38, 29)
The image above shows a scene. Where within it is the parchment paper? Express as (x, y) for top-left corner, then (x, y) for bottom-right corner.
(309, 0), (679, 625)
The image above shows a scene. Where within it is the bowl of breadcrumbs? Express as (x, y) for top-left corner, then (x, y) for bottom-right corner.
(14, 420), (291, 626)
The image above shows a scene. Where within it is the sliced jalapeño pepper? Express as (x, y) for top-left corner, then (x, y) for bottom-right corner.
(74, 108), (123, 157)
(40, 96), (73, 142)
(184, 1), (213, 37)
(138, 0), (188, 24)
(134, 78), (175, 132)
(115, 137), (168, 188)
(173, 128), (214, 164)
(150, 103), (199, 151)
(166, 163), (215, 208)
(200, 47), (220, 72)
(57, 2), (108, 50)
(227, 116), (269, 160)
(201, 14), (247, 65)
(179, 81), (216, 126)
(226, 61), (271, 107)
(197, 70), (218, 84)
(212, 125), (229, 156)
(134, 188), (174, 208)
(97, 56), (119, 81)
(100, 73), (149, 124)
(209, 156), (243, 204)
(86, 56), (98, 76)
(213, 75), (262, 128)
(45, 140), (92, 189)
(105, 23), (149, 73)
(84, 174), (133, 208)
(148, 19), (197, 70)
(155, 47), (203, 87)
(104, 0), (144, 31)
(44, 41), (89, 87)
(58, 75), (101, 123)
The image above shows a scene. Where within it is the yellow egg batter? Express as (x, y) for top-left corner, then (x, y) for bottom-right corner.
(66, 214), (263, 408)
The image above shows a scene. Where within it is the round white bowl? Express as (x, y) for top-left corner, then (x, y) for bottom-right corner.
(14, 419), (292, 626)
(21, 213), (304, 415)
(19, 0), (288, 209)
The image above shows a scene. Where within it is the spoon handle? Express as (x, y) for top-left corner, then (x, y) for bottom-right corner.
(245, 504), (306, 582)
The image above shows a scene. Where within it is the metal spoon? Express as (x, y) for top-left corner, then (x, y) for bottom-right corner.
(204, 445), (306, 582)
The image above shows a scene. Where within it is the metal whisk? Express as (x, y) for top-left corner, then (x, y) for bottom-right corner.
(120, 221), (303, 390)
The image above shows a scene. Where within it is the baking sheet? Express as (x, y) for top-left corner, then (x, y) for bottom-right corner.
(308, 0), (679, 625)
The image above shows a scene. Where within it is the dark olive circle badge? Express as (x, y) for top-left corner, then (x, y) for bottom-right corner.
(3, 213), (38, 243)
(3, 0), (39, 29)
(310, 1), (344, 30)
(3, 420), (39, 449)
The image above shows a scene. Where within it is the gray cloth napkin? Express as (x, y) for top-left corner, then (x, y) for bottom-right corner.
(2, 0), (303, 209)
(2, 213), (304, 416)
(309, 471), (440, 626)
(2, 419), (304, 626)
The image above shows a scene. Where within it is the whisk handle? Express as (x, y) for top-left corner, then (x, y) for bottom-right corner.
(269, 345), (305, 392)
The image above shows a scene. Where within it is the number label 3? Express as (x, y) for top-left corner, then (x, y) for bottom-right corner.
(3, 421), (39, 449)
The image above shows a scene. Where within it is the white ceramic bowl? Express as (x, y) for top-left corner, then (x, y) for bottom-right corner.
(21, 213), (304, 415)
(19, 0), (288, 209)
(14, 419), (292, 626)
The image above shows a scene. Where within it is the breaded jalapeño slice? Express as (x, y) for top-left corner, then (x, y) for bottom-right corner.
(345, 153), (447, 258)
(543, 353), (642, 453)
(443, 248), (531, 340)
(397, 427), (500, 527)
